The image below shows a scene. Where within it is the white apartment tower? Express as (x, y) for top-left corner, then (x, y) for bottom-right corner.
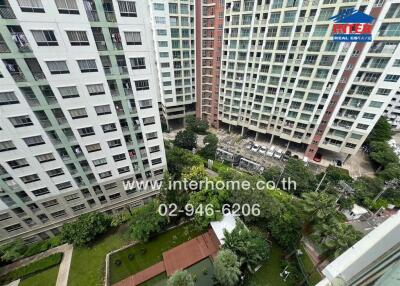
(219, 0), (400, 161)
(0, 0), (166, 244)
(149, 0), (196, 129)
(385, 88), (400, 130)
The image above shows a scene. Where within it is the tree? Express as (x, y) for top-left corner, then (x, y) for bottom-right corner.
(378, 163), (400, 182)
(367, 117), (393, 143)
(0, 239), (26, 262)
(166, 147), (203, 178)
(181, 165), (208, 183)
(369, 141), (398, 168)
(174, 129), (197, 150)
(352, 176), (385, 210)
(301, 192), (338, 225)
(312, 221), (361, 259)
(262, 166), (281, 184)
(167, 270), (194, 286)
(128, 201), (167, 242)
(214, 249), (241, 286)
(223, 222), (270, 273)
(186, 115), (209, 134)
(324, 166), (352, 184)
(282, 159), (316, 195)
(61, 212), (111, 246)
(199, 134), (218, 159)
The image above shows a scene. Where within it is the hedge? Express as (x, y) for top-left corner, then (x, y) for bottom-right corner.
(0, 253), (63, 285)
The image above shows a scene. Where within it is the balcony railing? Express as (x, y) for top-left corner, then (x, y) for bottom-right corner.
(105, 11), (116, 22)
(10, 72), (26, 82)
(0, 6), (16, 19)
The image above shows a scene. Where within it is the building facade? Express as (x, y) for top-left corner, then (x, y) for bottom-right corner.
(218, 0), (400, 160)
(149, 0), (196, 129)
(0, 0), (166, 244)
(195, 0), (224, 127)
(385, 88), (400, 130)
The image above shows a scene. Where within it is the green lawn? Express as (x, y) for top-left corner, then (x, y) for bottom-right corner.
(245, 243), (290, 286)
(68, 226), (129, 286)
(19, 265), (59, 286)
(300, 246), (322, 285)
(110, 224), (200, 284)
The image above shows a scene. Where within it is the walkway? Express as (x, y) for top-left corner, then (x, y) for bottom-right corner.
(56, 244), (73, 286)
(113, 230), (220, 286)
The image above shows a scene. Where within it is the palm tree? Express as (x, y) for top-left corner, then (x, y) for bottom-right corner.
(214, 249), (241, 286)
(301, 192), (338, 226)
(167, 270), (195, 286)
(312, 221), (361, 260)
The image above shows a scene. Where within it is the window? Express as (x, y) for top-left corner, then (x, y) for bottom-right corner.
(104, 182), (117, 190)
(64, 193), (79, 201)
(58, 86), (79, 98)
(71, 204), (86, 212)
(113, 153), (126, 162)
(95, 105), (111, 115)
(155, 16), (166, 24)
(4, 224), (23, 233)
(153, 3), (164, 10)
(377, 88), (391, 96)
(57, 181), (72, 190)
(17, 0), (44, 13)
(369, 101), (383, 108)
(139, 99), (152, 109)
(135, 80), (149, 91)
(101, 123), (117, 133)
(78, 127), (95, 137)
(51, 210), (66, 218)
(46, 61), (69, 74)
(130, 57), (145, 69)
(109, 193), (121, 200)
(47, 168), (64, 177)
(393, 59), (400, 67)
(77, 59), (98, 73)
(146, 132), (157, 140)
(0, 92), (19, 105)
(87, 84), (105, 96)
(55, 0), (79, 14)
(86, 143), (101, 153)
(99, 171), (112, 179)
(149, 145), (160, 153)
(0, 141), (16, 152)
(69, 108), (88, 119)
(157, 29), (167, 36)
(7, 158), (29, 169)
(42, 199), (59, 208)
(118, 166), (130, 174)
(67, 31), (89, 46)
(159, 52), (169, 58)
(158, 41), (168, 47)
(143, 116), (155, 126)
(36, 153), (55, 163)
(356, 123), (369, 130)
(118, 1), (137, 17)
(93, 158), (107, 166)
(151, 158), (162, 165)
(384, 74), (400, 82)
(124, 32), (142, 45)
(9, 115), (33, 127)
(108, 139), (122, 148)
(362, 113), (376, 120)
(32, 187), (50, 197)
(31, 30), (57, 46)
(23, 135), (45, 146)
(20, 174), (40, 184)
(345, 143), (357, 149)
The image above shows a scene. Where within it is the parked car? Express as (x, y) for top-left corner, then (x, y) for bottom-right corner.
(251, 144), (260, 152)
(282, 150), (291, 161)
(266, 146), (275, 157)
(274, 148), (283, 159)
(258, 146), (267, 155)
(246, 142), (253, 150)
(313, 153), (322, 162)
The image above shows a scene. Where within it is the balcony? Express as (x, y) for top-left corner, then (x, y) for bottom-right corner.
(0, 41), (10, 53)
(104, 11), (116, 22)
(95, 41), (107, 51)
(0, 5), (16, 19)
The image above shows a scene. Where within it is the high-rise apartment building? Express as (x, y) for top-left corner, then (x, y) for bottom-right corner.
(149, 0), (196, 129)
(0, 0), (166, 244)
(195, 0), (224, 127)
(218, 0), (400, 161)
(385, 88), (400, 130)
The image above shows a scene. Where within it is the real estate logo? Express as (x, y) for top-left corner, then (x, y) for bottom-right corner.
(330, 8), (374, 42)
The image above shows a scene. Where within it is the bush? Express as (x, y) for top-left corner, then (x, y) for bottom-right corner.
(23, 236), (62, 258)
(60, 212), (111, 246)
(0, 253), (63, 285)
(174, 129), (197, 150)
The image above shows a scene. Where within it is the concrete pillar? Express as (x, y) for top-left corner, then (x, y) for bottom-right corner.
(241, 126), (245, 136)
(255, 132), (259, 141)
(269, 134), (274, 145)
(228, 124), (231, 133)
(285, 140), (291, 152)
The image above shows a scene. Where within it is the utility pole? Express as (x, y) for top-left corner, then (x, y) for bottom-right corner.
(315, 172), (327, 192)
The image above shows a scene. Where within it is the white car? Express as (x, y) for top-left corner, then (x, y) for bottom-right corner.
(274, 148), (283, 159)
(258, 146), (267, 155)
(246, 142), (253, 150)
(251, 144), (260, 152)
(266, 146), (275, 157)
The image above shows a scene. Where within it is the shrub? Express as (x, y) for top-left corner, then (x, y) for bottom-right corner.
(0, 253), (63, 285)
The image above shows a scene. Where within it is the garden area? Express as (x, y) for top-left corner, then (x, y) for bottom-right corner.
(109, 223), (200, 284)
